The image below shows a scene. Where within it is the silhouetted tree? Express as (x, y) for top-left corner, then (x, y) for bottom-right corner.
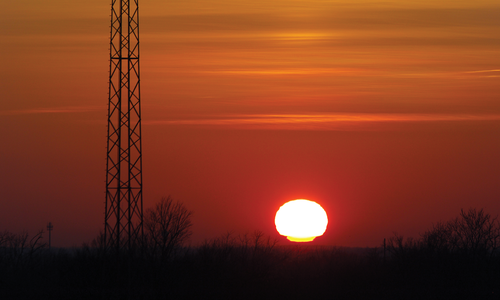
(419, 208), (500, 259)
(387, 208), (500, 267)
(448, 208), (500, 259)
(386, 232), (420, 268)
(144, 196), (193, 262)
(0, 229), (46, 268)
(421, 221), (452, 253)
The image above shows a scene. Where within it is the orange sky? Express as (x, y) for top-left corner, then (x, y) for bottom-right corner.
(1, 0), (499, 247)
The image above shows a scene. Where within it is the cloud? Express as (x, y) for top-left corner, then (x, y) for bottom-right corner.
(145, 113), (500, 130)
(0, 106), (101, 116)
(395, 69), (500, 79)
(141, 7), (500, 34)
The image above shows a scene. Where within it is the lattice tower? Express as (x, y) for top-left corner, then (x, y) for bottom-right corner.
(105, 0), (143, 253)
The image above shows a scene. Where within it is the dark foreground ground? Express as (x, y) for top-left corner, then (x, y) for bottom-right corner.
(1, 244), (499, 300)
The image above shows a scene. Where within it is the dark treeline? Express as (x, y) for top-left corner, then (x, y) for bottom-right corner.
(1, 207), (500, 299)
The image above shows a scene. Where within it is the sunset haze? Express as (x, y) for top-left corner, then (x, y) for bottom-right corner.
(1, 0), (499, 247)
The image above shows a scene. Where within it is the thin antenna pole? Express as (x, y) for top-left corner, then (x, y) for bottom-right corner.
(47, 222), (53, 250)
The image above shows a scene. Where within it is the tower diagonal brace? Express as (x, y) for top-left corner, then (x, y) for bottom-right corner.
(105, 0), (143, 253)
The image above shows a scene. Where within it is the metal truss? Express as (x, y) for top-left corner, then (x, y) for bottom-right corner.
(105, 0), (143, 253)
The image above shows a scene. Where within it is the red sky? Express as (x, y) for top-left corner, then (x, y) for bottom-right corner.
(1, 0), (499, 247)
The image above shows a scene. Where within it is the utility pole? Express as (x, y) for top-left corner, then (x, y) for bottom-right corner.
(47, 222), (53, 250)
(383, 238), (386, 263)
(104, 0), (143, 253)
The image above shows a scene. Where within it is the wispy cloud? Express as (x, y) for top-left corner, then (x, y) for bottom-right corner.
(399, 69), (500, 79)
(461, 69), (500, 78)
(200, 68), (365, 75)
(145, 113), (500, 130)
(0, 106), (101, 116)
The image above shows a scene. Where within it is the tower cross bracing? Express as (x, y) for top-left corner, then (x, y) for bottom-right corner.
(105, 0), (143, 252)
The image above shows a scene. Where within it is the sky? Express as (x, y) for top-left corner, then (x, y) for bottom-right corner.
(1, 0), (499, 247)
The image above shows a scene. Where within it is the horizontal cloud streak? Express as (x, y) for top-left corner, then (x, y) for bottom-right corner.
(142, 8), (500, 33)
(0, 106), (101, 116)
(145, 113), (500, 130)
(2, 0), (498, 121)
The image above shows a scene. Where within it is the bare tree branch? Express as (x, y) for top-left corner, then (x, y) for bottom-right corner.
(144, 196), (193, 262)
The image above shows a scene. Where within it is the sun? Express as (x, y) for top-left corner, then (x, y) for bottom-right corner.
(275, 199), (328, 242)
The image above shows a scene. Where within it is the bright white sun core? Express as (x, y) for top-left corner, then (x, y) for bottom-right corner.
(274, 199), (328, 242)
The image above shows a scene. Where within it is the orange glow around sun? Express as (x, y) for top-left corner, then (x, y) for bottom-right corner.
(275, 199), (328, 242)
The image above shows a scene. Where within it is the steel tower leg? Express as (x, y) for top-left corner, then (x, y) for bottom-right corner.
(105, 0), (143, 253)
